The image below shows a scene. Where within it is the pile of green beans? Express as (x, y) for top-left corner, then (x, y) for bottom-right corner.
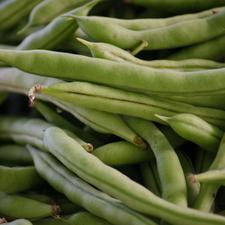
(0, 1), (225, 224)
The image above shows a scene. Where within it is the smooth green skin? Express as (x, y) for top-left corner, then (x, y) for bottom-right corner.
(42, 81), (225, 129)
(0, 165), (42, 193)
(1, 50), (225, 97)
(126, 0), (225, 12)
(0, 0), (42, 31)
(18, 0), (100, 50)
(194, 135), (225, 212)
(93, 141), (153, 166)
(3, 219), (33, 225)
(156, 114), (223, 152)
(168, 34), (225, 61)
(77, 9), (225, 50)
(33, 218), (71, 225)
(68, 212), (112, 225)
(140, 161), (161, 197)
(42, 127), (225, 225)
(30, 147), (157, 225)
(78, 38), (225, 70)
(125, 117), (187, 206)
(195, 169), (225, 185)
(23, 0), (90, 30)
(177, 151), (200, 207)
(0, 68), (144, 147)
(0, 192), (53, 219)
(83, 7), (225, 31)
(0, 145), (33, 165)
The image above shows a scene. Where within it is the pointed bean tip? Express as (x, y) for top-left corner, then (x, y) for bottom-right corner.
(154, 114), (169, 123)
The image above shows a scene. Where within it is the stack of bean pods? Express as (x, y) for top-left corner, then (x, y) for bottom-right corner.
(0, 0), (225, 224)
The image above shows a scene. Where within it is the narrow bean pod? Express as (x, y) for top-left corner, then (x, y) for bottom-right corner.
(42, 126), (225, 225)
(30, 146), (158, 225)
(0, 192), (56, 219)
(155, 113), (223, 152)
(0, 165), (42, 193)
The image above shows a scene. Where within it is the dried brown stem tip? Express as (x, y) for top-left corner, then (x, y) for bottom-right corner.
(0, 218), (7, 224)
(52, 203), (61, 218)
(28, 84), (42, 107)
(188, 174), (197, 184)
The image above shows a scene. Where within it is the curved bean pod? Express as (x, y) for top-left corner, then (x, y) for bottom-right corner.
(1, 49), (225, 96)
(0, 0), (42, 31)
(193, 134), (225, 212)
(0, 192), (55, 219)
(21, 0), (90, 32)
(40, 81), (225, 128)
(125, 117), (187, 206)
(93, 141), (153, 166)
(18, 0), (100, 50)
(68, 211), (112, 225)
(0, 145), (32, 165)
(2, 219), (33, 225)
(30, 146), (157, 225)
(76, 10), (225, 50)
(156, 114), (223, 152)
(42, 126), (225, 225)
(126, 0), (225, 13)
(0, 165), (42, 193)
(78, 38), (225, 70)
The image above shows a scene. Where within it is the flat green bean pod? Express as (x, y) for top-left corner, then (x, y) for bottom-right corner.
(40, 81), (225, 129)
(78, 38), (225, 70)
(18, 0), (100, 50)
(0, 145), (33, 165)
(126, 0), (225, 13)
(156, 113), (224, 152)
(68, 211), (112, 225)
(1, 49), (225, 97)
(93, 141), (152, 166)
(2, 219), (33, 225)
(0, 192), (55, 219)
(21, 0), (90, 33)
(0, 165), (42, 193)
(76, 9), (225, 50)
(80, 7), (225, 31)
(30, 146), (158, 225)
(43, 126), (225, 225)
(0, 0), (42, 31)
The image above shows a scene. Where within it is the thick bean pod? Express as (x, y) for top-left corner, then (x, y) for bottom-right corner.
(0, 165), (42, 193)
(0, 192), (55, 219)
(30, 146), (157, 225)
(43, 126), (225, 225)
(156, 114), (223, 152)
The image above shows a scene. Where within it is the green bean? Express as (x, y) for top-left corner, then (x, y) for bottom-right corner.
(18, 0), (100, 50)
(168, 34), (225, 61)
(125, 0), (225, 13)
(156, 114), (223, 152)
(40, 81), (225, 129)
(78, 38), (225, 70)
(21, 0), (90, 33)
(140, 161), (161, 196)
(193, 134), (225, 212)
(2, 219), (33, 225)
(79, 7), (225, 31)
(68, 211), (112, 225)
(0, 0), (42, 31)
(193, 169), (225, 185)
(92, 141), (152, 166)
(42, 126), (225, 225)
(33, 218), (71, 225)
(0, 165), (42, 193)
(0, 117), (91, 152)
(76, 9), (225, 50)
(0, 192), (56, 219)
(0, 68), (144, 147)
(1, 49), (225, 97)
(30, 146), (157, 225)
(125, 117), (187, 206)
(0, 145), (33, 165)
